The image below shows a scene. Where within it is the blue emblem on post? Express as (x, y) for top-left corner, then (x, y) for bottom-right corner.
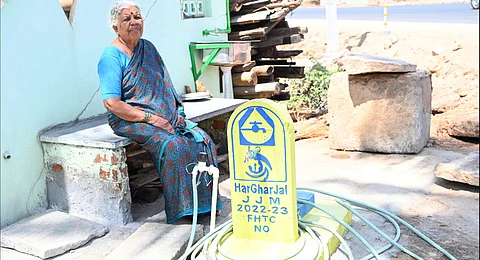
(239, 107), (275, 146)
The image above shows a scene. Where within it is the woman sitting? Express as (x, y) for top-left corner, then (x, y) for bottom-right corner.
(97, 0), (221, 223)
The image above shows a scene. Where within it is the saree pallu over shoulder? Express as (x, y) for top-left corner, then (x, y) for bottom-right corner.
(107, 38), (221, 224)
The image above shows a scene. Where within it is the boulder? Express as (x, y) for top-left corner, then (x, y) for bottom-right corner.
(434, 151), (479, 186)
(341, 54), (417, 75)
(445, 112), (479, 138)
(328, 69), (432, 154)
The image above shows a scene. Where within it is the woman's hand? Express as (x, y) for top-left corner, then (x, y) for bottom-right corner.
(149, 115), (175, 134)
(175, 115), (186, 128)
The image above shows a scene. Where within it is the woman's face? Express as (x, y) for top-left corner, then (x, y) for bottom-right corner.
(114, 6), (143, 43)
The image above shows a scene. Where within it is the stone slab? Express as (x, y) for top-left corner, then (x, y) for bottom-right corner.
(435, 151), (479, 186)
(342, 54), (417, 75)
(39, 114), (131, 149)
(103, 223), (203, 260)
(445, 113), (480, 138)
(39, 99), (246, 149)
(328, 70), (432, 154)
(183, 98), (246, 123)
(0, 211), (108, 259)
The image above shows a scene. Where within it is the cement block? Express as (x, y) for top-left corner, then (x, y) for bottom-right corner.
(103, 223), (203, 260)
(42, 142), (132, 225)
(328, 70), (432, 154)
(0, 211), (108, 259)
(342, 54), (417, 75)
(435, 151), (479, 186)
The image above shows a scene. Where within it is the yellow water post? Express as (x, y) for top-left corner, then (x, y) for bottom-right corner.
(227, 99), (298, 243)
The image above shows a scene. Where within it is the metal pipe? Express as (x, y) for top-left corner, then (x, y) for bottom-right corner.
(3, 151), (11, 159)
(202, 0), (231, 36)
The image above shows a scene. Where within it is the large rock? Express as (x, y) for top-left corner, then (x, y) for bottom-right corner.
(328, 69), (432, 154)
(0, 211), (108, 259)
(445, 112), (479, 138)
(435, 151), (479, 186)
(341, 54), (417, 75)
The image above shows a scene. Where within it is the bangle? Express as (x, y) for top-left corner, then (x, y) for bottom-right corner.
(141, 111), (152, 123)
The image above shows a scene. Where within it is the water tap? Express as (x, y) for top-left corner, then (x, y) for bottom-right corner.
(244, 147), (261, 163)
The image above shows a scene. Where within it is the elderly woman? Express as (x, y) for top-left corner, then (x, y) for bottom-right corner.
(97, 1), (221, 223)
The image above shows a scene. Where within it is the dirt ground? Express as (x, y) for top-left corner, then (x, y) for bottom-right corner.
(277, 6), (479, 259)
(281, 15), (479, 152)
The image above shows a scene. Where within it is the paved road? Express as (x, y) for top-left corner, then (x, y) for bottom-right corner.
(288, 3), (479, 24)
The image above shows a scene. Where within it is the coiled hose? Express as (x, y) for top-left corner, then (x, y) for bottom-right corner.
(180, 186), (457, 260)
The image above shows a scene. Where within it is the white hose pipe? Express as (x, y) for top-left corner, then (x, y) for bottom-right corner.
(187, 165), (201, 250)
(208, 165), (220, 233)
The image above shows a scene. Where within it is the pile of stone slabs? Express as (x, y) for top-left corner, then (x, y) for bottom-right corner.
(0, 211), (108, 259)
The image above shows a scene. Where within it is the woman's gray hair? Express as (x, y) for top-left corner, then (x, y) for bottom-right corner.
(110, 0), (141, 27)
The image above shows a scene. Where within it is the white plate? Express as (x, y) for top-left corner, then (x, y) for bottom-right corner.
(182, 92), (211, 101)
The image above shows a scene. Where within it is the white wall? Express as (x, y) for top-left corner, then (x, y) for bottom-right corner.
(0, 0), (228, 227)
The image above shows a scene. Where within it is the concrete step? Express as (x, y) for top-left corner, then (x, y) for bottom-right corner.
(103, 223), (203, 260)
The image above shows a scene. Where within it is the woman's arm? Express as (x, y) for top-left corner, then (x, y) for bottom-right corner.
(104, 98), (174, 134)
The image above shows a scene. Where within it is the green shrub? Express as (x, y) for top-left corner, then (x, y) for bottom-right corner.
(284, 59), (340, 111)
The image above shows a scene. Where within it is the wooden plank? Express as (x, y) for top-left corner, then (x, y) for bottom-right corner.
(234, 92), (274, 99)
(250, 65), (274, 76)
(232, 61), (256, 73)
(230, 0), (259, 12)
(229, 27), (268, 40)
(253, 49), (303, 59)
(255, 82), (281, 94)
(232, 0), (271, 14)
(257, 75), (275, 84)
(231, 9), (274, 25)
(252, 0), (302, 12)
(255, 60), (296, 66)
(232, 72), (258, 87)
(270, 90), (291, 101)
(270, 8), (291, 21)
(273, 66), (305, 78)
(129, 169), (159, 190)
(127, 149), (146, 158)
(233, 82), (280, 96)
(252, 34), (303, 49)
(268, 26), (308, 37)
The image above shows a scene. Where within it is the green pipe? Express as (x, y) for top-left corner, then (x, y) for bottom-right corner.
(202, 0), (231, 36)
(336, 199), (421, 260)
(298, 187), (458, 260)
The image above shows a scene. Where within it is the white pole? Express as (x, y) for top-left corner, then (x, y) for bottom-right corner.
(220, 66), (233, 99)
(382, 0), (390, 34)
(325, 0), (338, 54)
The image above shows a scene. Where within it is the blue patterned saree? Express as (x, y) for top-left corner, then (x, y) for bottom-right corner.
(108, 39), (221, 223)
